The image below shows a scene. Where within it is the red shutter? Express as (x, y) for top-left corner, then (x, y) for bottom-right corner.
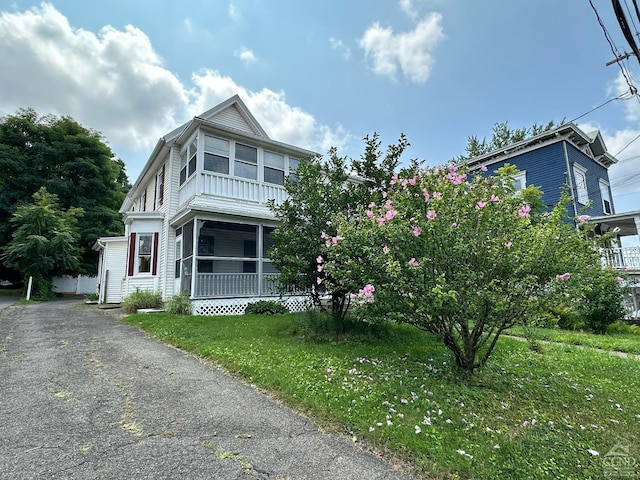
(127, 233), (137, 276)
(152, 232), (159, 275)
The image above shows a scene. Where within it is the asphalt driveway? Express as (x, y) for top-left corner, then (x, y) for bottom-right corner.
(0, 299), (413, 480)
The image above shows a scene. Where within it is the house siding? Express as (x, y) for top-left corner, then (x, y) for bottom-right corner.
(104, 241), (127, 303)
(210, 105), (257, 135)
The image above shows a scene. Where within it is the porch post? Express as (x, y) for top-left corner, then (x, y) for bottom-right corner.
(634, 215), (640, 246)
(257, 225), (264, 296)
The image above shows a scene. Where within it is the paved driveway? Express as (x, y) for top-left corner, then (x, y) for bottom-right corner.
(0, 300), (413, 479)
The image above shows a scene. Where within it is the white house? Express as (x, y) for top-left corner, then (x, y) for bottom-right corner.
(94, 95), (315, 315)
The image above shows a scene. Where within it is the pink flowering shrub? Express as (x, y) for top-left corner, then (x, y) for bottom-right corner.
(321, 164), (623, 373)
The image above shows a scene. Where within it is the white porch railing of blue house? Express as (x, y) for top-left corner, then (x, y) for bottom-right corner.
(180, 172), (287, 207)
(601, 247), (640, 271)
(194, 273), (282, 298)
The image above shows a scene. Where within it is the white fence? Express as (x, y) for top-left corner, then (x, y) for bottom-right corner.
(52, 275), (97, 295)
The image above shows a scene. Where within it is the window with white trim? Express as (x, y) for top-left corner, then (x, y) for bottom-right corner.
(137, 233), (153, 273)
(234, 143), (257, 180)
(139, 188), (147, 212)
(264, 151), (285, 185)
(512, 170), (527, 192)
(573, 164), (589, 205)
(288, 157), (300, 182)
(179, 137), (198, 186)
(155, 166), (165, 208)
(599, 179), (613, 214)
(204, 135), (229, 175)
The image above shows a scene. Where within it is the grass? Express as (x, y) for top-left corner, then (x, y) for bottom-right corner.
(507, 325), (640, 355)
(123, 312), (640, 479)
(0, 288), (21, 297)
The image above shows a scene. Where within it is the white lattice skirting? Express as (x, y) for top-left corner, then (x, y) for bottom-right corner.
(192, 296), (311, 316)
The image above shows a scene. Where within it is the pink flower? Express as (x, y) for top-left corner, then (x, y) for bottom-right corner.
(491, 194), (500, 202)
(422, 189), (430, 201)
(615, 276), (624, 284)
(385, 209), (398, 221)
(555, 273), (571, 281)
(475, 201), (487, 210)
(504, 241), (512, 248)
(412, 226), (422, 237)
(383, 246), (390, 254)
(368, 202), (376, 209)
(358, 284), (375, 304)
(426, 210), (437, 220)
(317, 265), (323, 272)
(316, 277), (324, 285)
(382, 191), (388, 198)
(518, 204), (531, 218)
(481, 165), (488, 172)
(366, 210), (376, 221)
(402, 179), (409, 187)
(316, 255), (323, 264)
(433, 191), (442, 200)
(578, 214), (590, 223)
(408, 177), (416, 186)
(331, 235), (344, 246)
(408, 258), (419, 267)
(321, 231), (328, 239)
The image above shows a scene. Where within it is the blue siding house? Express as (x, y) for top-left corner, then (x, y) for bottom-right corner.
(464, 123), (616, 218)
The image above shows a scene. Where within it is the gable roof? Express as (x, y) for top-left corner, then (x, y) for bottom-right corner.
(465, 122), (617, 170)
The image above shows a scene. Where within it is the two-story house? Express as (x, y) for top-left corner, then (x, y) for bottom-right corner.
(464, 122), (639, 317)
(94, 95), (315, 315)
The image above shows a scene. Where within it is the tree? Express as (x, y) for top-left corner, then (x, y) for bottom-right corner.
(0, 109), (129, 275)
(455, 120), (559, 161)
(3, 187), (83, 299)
(268, 134), (408, 325)
(322, 164), (621, 373)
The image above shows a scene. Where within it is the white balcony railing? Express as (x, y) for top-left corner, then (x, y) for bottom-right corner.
(179, 172), (288, 207)
(601, 247), (640, 271)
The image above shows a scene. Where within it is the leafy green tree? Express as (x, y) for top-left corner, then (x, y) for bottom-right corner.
(268, 134), (408, 325)
(0, 109), (129, 274)
(322, 165), (622, 373)
(3, 187), (83, 299)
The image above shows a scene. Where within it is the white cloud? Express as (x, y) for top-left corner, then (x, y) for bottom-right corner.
(0, 2), (352, 177)
(358, 12), (444, 83)
(0, 2), (188, 152)
(399, 0), (419, 19)
(329, 36), (352, 61)
(228, 2), (241, 22)
(235, 47), (257, 65)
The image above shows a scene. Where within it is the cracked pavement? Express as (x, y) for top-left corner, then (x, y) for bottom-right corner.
(0, 299), (413, 479)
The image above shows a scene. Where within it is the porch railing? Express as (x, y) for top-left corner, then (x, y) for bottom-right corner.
(195, 272), (285, 298)
(601, 247), (640, 270)
(179, 173), (287, 207)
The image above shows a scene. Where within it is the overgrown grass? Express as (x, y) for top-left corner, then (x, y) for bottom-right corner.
(0, 288), (22, 297)
(507, 325), (640, 355)
(123, 312), (640, 479)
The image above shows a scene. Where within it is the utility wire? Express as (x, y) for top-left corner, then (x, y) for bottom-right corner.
(614, 130), (640, 155)
(567, 91), (633, 123)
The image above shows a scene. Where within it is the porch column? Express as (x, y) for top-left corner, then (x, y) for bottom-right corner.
(635, 215), (640, 245)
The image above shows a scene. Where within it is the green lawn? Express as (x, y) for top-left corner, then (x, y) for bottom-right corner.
(124, 312), (640, 480)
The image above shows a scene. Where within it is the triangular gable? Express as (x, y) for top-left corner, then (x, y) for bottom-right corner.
(198, 94), (269, 138)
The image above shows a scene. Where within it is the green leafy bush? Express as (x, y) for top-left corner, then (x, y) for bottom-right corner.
(165, 294), (192, 315)
(576, 274), (627, 334)
(606, 320), (640, 335)
(121, 289), (163, 314)
(244, 300), (289, 315)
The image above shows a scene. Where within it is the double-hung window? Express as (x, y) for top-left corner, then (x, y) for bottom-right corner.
(234, 143), (257, 180)
(179, 138), (198, 186)
(127, 232), (158, 276)
(573, 164), (589, 205)
(264, 151), (285, 185)
(204, 135), (229, 174)
(288, 157), (300, 182)
(599, 179), (613, 214)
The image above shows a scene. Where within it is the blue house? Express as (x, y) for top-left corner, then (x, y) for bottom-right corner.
(464, 122), (640, 318)
(464, 122), (616, 218)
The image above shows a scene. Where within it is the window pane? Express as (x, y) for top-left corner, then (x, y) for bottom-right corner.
(263, 226), (276, 258)
(234, 161), (257, 180)
(204, 135), (228, 155)
(264, 151), (284, 168)
(236, 144), (257, 164)
(198, 233), (215, 255)
(289, 158), (299, 172)
(180, 167), (186, 185)
(139, 256), (151, 273)
(138, 234), (152, 255)
(197, 260), (214, 273)
(183, 220), (194, 257)
(264, 166), (285, 185)
(204, 153), (229, 174)
(188, 156), (196, 176)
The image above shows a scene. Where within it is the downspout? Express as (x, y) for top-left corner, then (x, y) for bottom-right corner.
(563, 141), (579, 220)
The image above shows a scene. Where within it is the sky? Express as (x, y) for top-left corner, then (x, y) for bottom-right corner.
(1, 0), (640, 215)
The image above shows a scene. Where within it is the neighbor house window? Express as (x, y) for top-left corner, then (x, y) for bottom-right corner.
(512, 170), (527, 192)
(264, 151), (285, 185)
(599, 179), (613, 215)
(155, 166), (165, 208)
(204, 135), (229, 174)
(234, 143), (257, 180)
(127, 232), (159, 276)
(573, 164), (589, 205)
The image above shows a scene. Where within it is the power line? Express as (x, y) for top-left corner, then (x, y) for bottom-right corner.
(567, 91), (633, 123)
(614, 130), (640, 155)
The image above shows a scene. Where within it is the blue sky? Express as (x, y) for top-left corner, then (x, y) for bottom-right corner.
(1, 0), (639, 213)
